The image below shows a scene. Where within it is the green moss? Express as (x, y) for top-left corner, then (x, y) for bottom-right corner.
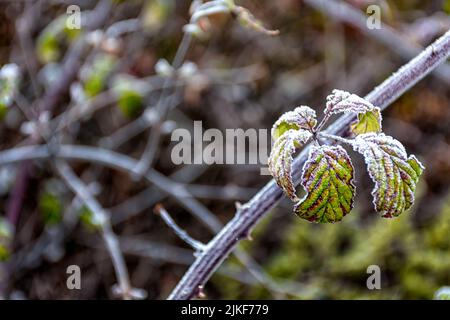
(213, 190), (450, 299)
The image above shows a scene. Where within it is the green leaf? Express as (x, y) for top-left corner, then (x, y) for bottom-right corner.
(39, 192), (63, 225)
(350, 109), (382, 135)
(118, 89), (143, 118)
(0, 244), (9, 262)
(268, 129), (312, 201)
(0, 218), (12, 262)
(0, 103), (7, 120)
(271, 106), (316, 140)
(112, 75), (145, 118)
(294, 145), (355, 223)
(79, 206), (102, 231)
(63, 23), (81, 41)
(84, 54), (117, 97)
(37, 15), (75, 63)
(352, 133), (424, 218)
(37, 32), (60, 63)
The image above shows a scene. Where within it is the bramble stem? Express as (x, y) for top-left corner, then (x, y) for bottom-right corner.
(167, 29), (450, 300)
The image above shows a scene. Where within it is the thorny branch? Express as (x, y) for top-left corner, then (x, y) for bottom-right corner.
(167, 29), (450, 299)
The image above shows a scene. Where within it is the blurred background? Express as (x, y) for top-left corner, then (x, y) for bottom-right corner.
(0, 0), (449, 299)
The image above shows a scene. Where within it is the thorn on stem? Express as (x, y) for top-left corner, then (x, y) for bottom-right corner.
(153, 203), (163, 215)
(195, 285), (206, 299)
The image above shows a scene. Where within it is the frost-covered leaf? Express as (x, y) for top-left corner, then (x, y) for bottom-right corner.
(294, 145), (355, 223)
(268, 129), (312, 201)
(325, 89), (382, 134)
(350, 109), (382, 135)
(271, 106), (317, 140)
(352, 133), (424, 218)
(325, 89), (372, 114)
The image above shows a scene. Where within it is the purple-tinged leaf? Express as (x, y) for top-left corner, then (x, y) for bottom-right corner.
(271, 106), (317, 140)
(325, 89), (382, 135)
(295, 145), (355, 223)
(352, 133), (424, 218)
(268, 129), (312, 201)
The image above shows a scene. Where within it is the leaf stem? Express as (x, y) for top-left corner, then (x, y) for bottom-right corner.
(314, 113), (331, 134)
(318, 132), (354, 146)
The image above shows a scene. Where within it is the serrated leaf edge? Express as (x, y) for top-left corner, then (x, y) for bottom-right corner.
(352, 133), (425, 218)
(268, 129), (313, 201)
(294, 145), (356, 223)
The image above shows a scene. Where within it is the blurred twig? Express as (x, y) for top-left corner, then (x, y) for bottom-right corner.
(0, 144), (286, 298)
(154, 205), (206, 252)
(304, 0), (450, 84)
(55, 161), (139, 299)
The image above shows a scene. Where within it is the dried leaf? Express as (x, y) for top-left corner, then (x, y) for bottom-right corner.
(352, 133), (424, 218)
(271, 106), (317, 140)
(233, 6), (279, 36)
(268, 129), (312, 201)
(295, 145), (355, 223)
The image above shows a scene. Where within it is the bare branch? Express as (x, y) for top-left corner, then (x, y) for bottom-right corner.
(304, 0), (450, 84)
(154, 204), (206, 252)
(54, 161), (140, 300)
(0, 144), (284, 297)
